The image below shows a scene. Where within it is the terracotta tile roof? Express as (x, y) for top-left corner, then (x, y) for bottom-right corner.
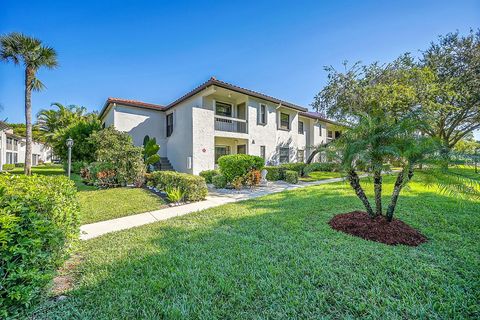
(165, 77), (307, 112)
(99, 98), (165, 118)
(299, 111), (344, 126)
(99, 78), (344, 127)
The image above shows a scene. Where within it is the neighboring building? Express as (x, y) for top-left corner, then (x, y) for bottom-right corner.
(99, 77), (342, 175)
(0, 121), (53, 170)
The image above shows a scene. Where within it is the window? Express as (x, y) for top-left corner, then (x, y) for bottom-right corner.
(327, 130), (333, 139)
(297, 149), (305, 163)
(215, 146), (230, 163)
(318, 124), (322, 136)
(166, 113), (174, 137)
(260, 146), (266, 160)
(215, 101), (232, 117)
(298, 121), (304, 134)
(6, 152), (17, 164)
(32, 154), (40, 166)
(280, 113), (290, 130)
(259, 104), (267, 124)
(279, 147), (289, 163)
(335, 131), (341, 138)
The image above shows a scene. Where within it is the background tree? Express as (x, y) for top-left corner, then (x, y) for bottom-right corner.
(419, 30), (480, 156)
(37, 102), (88, 143)
(8, 123), (46, 143)
(0, 32), (57, 175)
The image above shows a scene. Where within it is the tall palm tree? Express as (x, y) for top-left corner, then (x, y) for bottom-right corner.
(0, 33), (57, 175)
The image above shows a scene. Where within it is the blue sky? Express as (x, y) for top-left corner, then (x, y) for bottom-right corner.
(1, 1), (479, 137)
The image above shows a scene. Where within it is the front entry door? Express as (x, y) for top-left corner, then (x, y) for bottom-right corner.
(237, 145), (246, 154)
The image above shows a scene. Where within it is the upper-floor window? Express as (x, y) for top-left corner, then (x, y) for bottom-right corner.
(327, 130), (333, 139)
(279, 147), (289, 163)
(280, 113), (290, 130)
(298, 121), (304, 134)
(6, 137), (18, 151)
(259, 104), (267, 125)
(260, 146), (266, 160)
(166, 113), (174, 137)
(215, 101), (232, 117)
(319, 124), (322, 136)
(335, 131), (341, 138)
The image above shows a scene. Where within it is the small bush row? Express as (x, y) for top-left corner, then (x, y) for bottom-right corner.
(0, 174), (79, 318)
(2, 164), (15, 171)
(146, 171), (208, 201)
(303, 162), (338, 175)
(199, 169), (219, 184)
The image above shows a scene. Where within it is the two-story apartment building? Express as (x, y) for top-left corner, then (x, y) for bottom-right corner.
(0, 121), (53, 170)
(99, 77), (342, 175)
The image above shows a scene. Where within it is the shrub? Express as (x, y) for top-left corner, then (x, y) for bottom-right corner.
(89, 127), (145, 187)
(304, 162), (338, 175)
(218, 154), (264, 182)
(14, 162), (24, 168)
(199, 169), (220, 184)
(165, 186), (185, 203)
(0, 174), (79, 318)
(244, 169), (261, 188)
(232, 176), (244, 190)
(284, 170), (299, 184)
(264, 166), (285, 181)
(82, 162), (118, 188)
(147, 171), (208, 201)
(212, 174), (227, 189)
(2, 164), (15, 171)
(280, 162), (307, 176)
(64, 160), (88, 174)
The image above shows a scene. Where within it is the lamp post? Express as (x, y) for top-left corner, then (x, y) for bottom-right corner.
(66, 137), (74, 178)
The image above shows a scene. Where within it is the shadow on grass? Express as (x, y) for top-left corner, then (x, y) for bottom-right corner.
(33, 178), (480, 319)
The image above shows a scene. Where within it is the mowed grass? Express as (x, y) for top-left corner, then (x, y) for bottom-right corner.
(300, 171), (344, 182)
(9, 164), (165, 224)
(78, 188), (166, 224)
(35, 170), (480, 319)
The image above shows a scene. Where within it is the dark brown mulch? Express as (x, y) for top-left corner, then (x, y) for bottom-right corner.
(329, 211), (427, 246)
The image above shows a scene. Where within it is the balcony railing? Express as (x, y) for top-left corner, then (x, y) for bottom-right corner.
(215, 115), (247, 133)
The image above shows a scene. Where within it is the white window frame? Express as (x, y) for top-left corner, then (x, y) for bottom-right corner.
(258, 103), (267, 125)
(279, 113), (290, 131)
(215, 100), (233, 118)
(298, 120), (304, 134)
(279, 147), (289, 164)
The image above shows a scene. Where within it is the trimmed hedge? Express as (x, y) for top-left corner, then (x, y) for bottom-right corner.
(264, 166), (285, 181)
(0, 174), (79, 318)
(15, 162), (25, 168)
(218, 154), (264, 182)
(304, 162), (338, 175)
(2, 164), (15, 171)
(212, 174), (227, 189)
(199, 169), (220, 184)
(280, 163), (307, 177)
(147, 171), (208, 201)
(284, 170), (299, 184)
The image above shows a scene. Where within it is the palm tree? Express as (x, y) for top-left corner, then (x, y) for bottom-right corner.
(37, 102), (87, 143)
(0, 33), (57, 175)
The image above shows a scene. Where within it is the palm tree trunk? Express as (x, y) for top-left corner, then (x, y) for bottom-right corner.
(386, 165), (414, 221)
(373, 169), (382, 216)
(24, 67), (33, 175)
(347, 169), (375, 217)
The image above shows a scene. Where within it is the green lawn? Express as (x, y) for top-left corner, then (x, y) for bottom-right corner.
(8, 164), (165, 224)
(34, 170), (480, 319)
(300, 171), (344, 182)
(79, 188), (166, 224)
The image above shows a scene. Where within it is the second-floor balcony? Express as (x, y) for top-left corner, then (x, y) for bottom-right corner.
(214, 115), (247, 134)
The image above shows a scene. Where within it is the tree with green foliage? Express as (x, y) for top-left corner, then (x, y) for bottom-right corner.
(142, 135), (160, 171)
(89, 127), (145, 186)
(8, 123), (47, 143)
(37, 102), (90, 142)
(419, 30), (480, 156)
(1, 32), (58, 175)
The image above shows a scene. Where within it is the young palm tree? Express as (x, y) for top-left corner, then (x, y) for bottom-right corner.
(0, 33), (57, 175)
(37, 102), (87, 143)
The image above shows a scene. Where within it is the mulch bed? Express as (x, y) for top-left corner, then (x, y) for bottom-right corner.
(329, 211), (427, 246)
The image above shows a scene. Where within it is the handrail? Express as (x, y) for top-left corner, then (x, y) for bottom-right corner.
(214, 115), (247, 123)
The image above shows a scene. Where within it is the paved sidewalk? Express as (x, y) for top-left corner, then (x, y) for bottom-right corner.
(80, 176), (350, 240)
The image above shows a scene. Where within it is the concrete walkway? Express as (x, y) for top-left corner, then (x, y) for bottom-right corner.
(80, 176), (351, 240)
